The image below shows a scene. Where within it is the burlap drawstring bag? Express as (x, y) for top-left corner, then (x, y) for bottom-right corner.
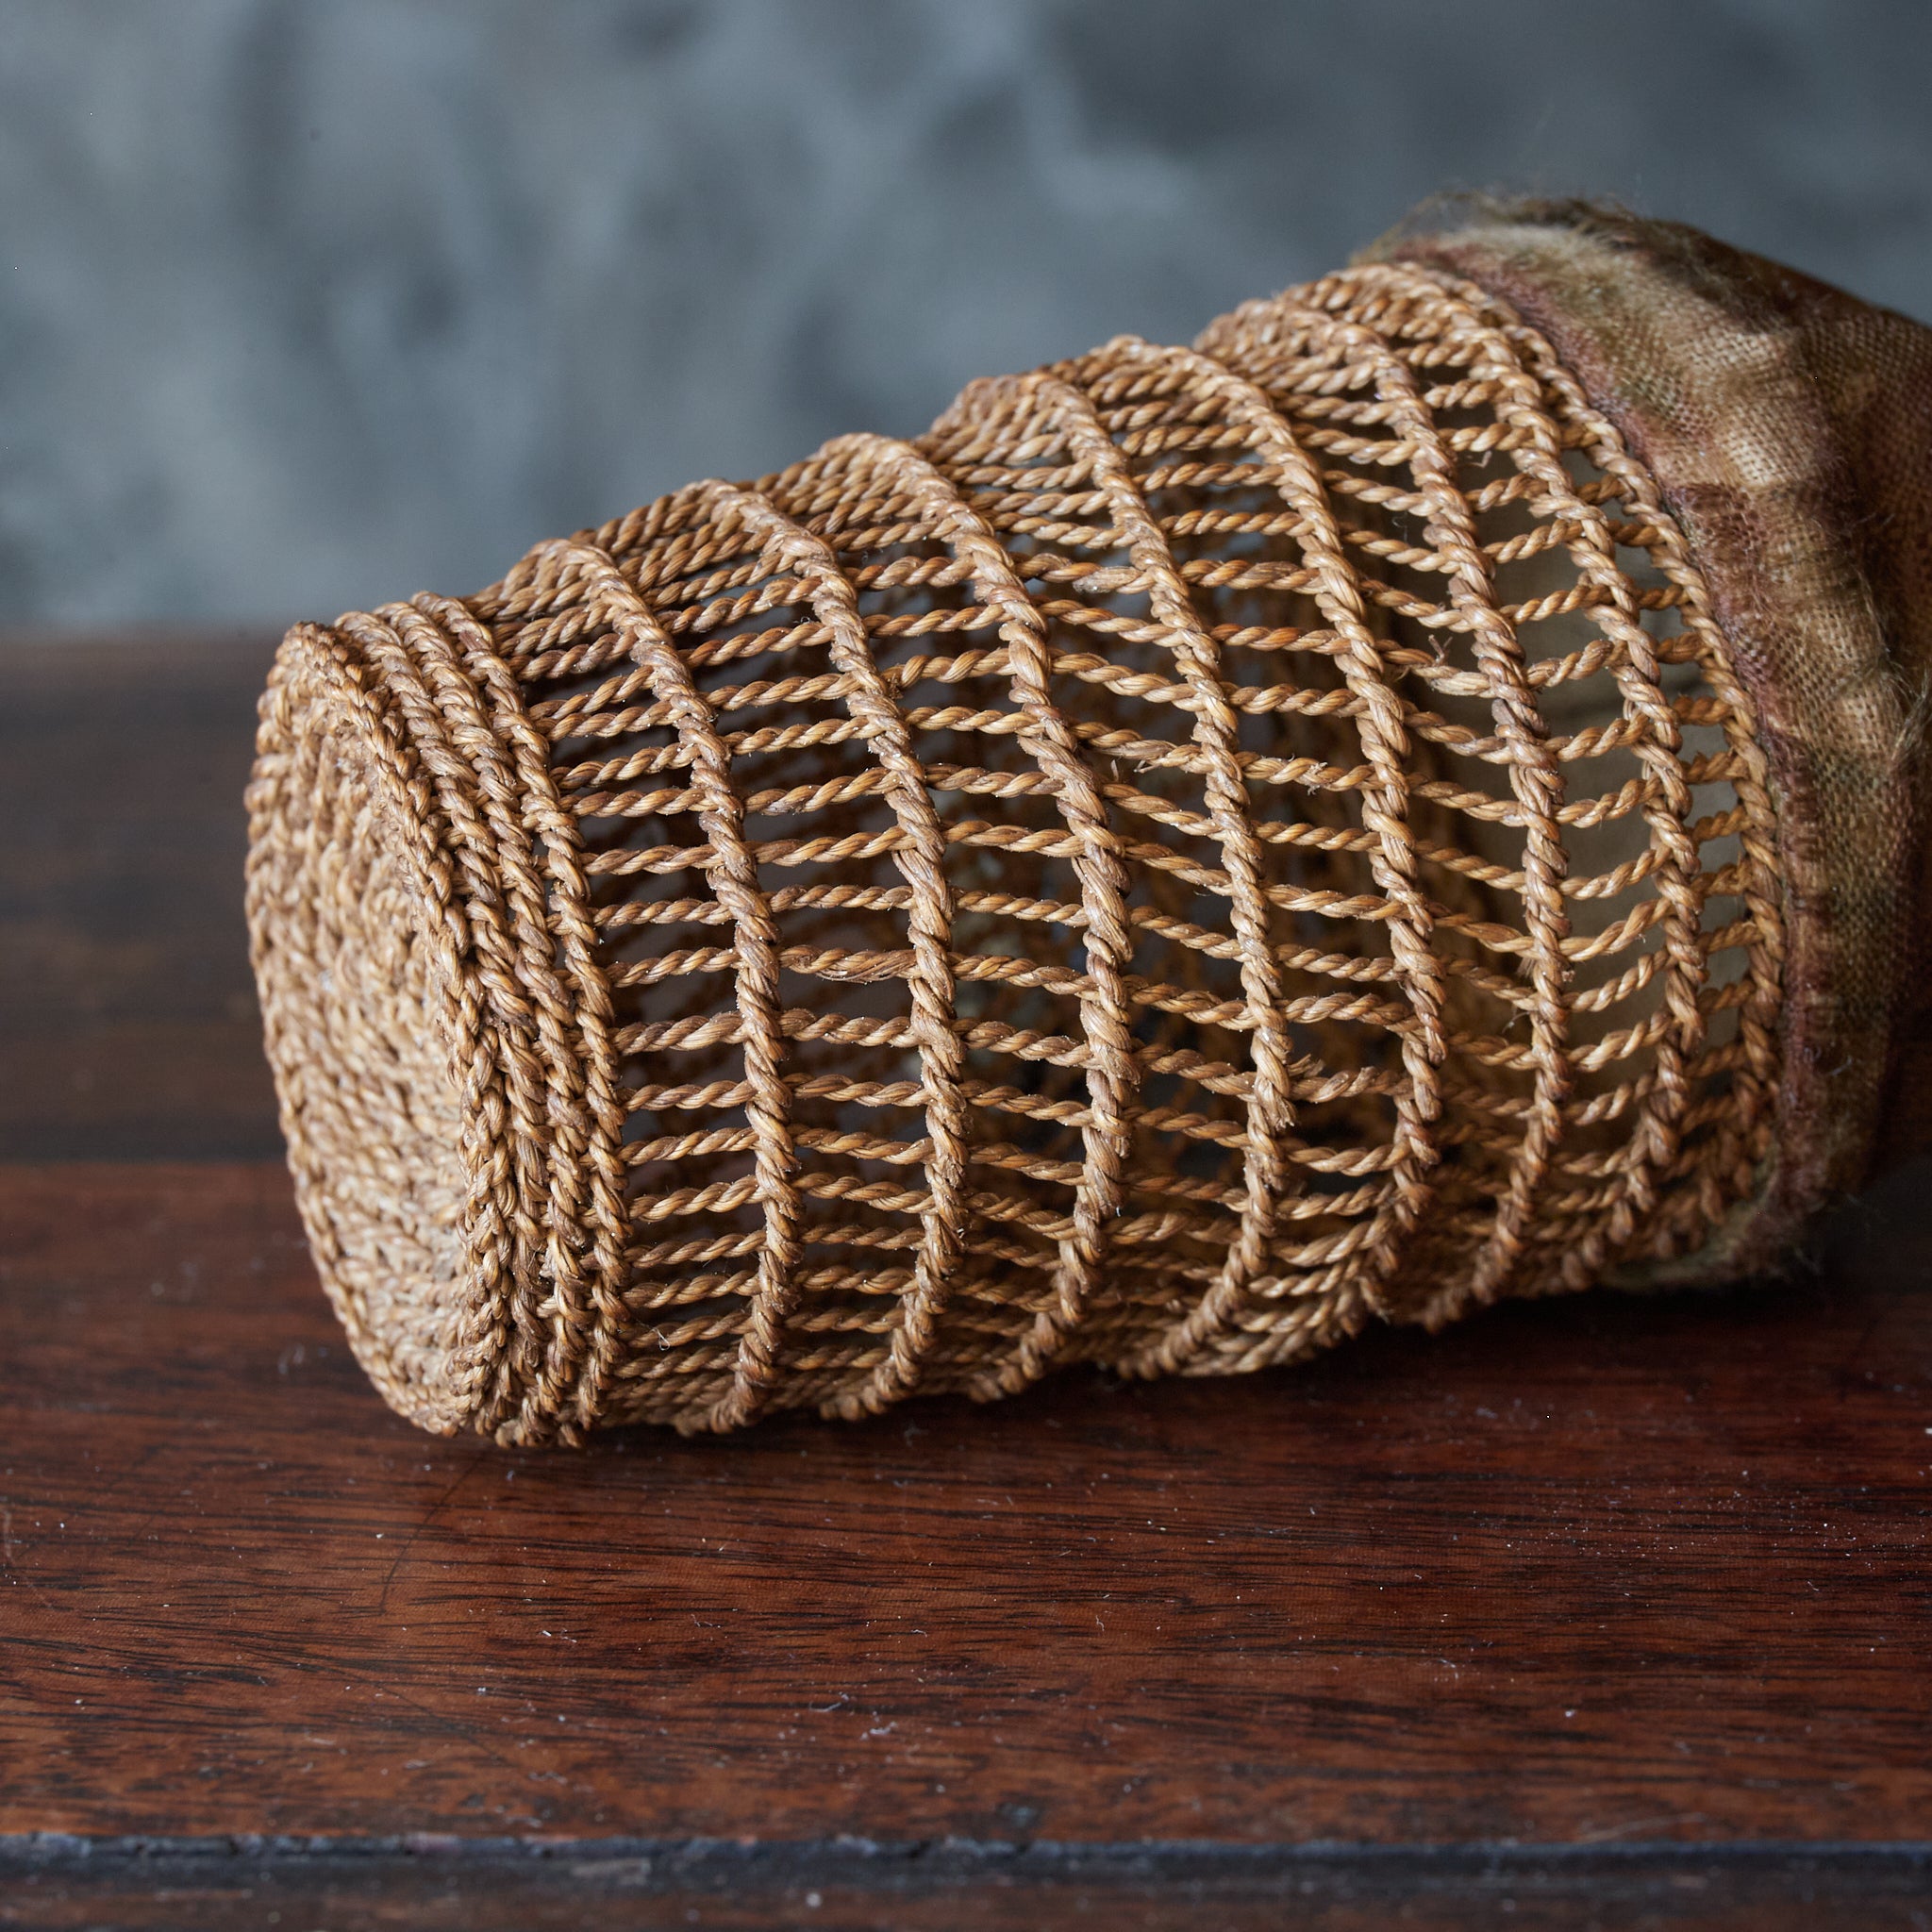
(246, 200), (1932, 1443)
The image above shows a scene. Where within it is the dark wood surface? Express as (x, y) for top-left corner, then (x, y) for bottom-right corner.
(2, 633), (1928, 1928)
(0, 632), (282, 1163)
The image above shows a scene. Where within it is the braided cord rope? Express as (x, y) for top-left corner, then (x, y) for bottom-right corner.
(247, 263), (1785, 1441)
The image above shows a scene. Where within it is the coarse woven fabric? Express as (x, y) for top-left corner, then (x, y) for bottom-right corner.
(248, 237), (1803, 1443)
(1378, 199), (1932, 1284)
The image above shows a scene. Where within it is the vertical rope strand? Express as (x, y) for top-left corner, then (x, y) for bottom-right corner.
(1363, 268), (1710, 1306)
(1149, 339), (1450, 1321)
(699, 466), (974, 1419)
(1019, 373), (1304, 1383)
(532, 539), (804, 1434)
(1208, 298), (1577, 1318)
(870, 415), (1144, 1401)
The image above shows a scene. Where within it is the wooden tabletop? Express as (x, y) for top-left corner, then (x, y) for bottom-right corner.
(2, 632), (1928, 1929)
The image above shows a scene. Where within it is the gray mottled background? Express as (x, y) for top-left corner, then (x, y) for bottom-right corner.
(6, 0), (1930, 624)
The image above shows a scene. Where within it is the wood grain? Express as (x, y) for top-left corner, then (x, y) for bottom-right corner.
(3, 1159), (1928, 1853)
(4, 632), (1930, 1925)
(0, 631), (282, 1160)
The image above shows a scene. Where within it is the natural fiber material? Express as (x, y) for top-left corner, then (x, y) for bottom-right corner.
(1379, 199), (1932, 1280)
(249, 217), (1867, 1443)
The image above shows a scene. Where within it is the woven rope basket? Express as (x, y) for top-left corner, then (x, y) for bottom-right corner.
(248, 204), (1932, 1442)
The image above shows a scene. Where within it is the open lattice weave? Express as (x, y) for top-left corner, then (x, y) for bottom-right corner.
(247, 258), (1784, 1441)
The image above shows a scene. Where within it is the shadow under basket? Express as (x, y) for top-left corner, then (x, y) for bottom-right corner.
(245, 199), (1932, 1443)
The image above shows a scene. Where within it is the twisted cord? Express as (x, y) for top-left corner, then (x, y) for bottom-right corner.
(248, 263), (1786, 1438)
